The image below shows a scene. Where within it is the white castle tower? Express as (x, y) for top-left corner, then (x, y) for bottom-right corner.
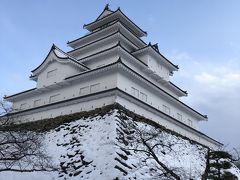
(4, 5), (221, 149)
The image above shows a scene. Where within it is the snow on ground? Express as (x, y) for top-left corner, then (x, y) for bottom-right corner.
(229, 165), (240, 179)
(0, 171), (59, 180)
(0, 108), (239, 179)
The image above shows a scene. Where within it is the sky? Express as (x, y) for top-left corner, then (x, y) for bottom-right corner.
(0, 0), (240, 148)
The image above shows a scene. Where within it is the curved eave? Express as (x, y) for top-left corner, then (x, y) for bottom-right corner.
(4, 88), (37, 101)
(68, 31), (141, 58)
(31, 45), (89, 76)
(53, 45), (89, 70)
(168, 81), (188, 96)
(83, 9), (147, 37)
(31, 45), (56, 73)
(68, 20), (146, 49)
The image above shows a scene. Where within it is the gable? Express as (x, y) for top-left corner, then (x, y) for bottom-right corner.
(31, 45), (88, 79)
(36, 60), (81, 89)
(30, 45), (89, 89)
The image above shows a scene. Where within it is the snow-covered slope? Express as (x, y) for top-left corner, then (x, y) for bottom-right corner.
(0, 106), (239, 179)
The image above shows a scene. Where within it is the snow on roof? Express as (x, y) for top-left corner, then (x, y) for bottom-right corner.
(53, 47), (68, 58)
(31, 44), (89, 76)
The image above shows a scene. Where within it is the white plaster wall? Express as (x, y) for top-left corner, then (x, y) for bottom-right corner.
(13, 71), (118, 112)
(82, 54), (118, 69)
(116, 71), (199, 129)
(115, 96), (219, 150)
(37, 61), (81, 88)
(14, 64), (197, 130)
(148, 54), (170, 81)
(18, 96), (115, 123)
(134, 53), (170, 81)
(120, 53), (180, 99)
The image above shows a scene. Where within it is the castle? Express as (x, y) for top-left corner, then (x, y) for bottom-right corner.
(4, 5), (221, 149)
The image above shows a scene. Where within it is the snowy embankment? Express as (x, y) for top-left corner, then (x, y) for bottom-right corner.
(0, 106), (239, 179)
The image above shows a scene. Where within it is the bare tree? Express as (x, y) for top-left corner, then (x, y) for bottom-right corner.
(0, 131), (55, 172)
(230, 147), (240, 162)
(0, 99), (13, 125)
(0, 98), (56, 172)
(116, 111), (181, 180)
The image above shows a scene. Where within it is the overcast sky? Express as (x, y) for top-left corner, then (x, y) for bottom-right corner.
(0, 0), (239, 148)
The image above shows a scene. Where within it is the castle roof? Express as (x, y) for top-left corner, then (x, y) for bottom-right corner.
(84, 7), (147, 37)
(30, 44), (89, 79)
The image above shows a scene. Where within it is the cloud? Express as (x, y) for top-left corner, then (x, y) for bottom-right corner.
(169, 51), (240, 148)
(195, 72), (217, 84)
(194, 68), (240, 94)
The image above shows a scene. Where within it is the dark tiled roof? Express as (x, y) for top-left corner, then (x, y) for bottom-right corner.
(68, 30), (141, 55)
(68, 20), (147, 47)
(84, 8), (147, 37)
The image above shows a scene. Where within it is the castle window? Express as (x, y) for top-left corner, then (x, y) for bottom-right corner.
(47, 69), (57, 78)
(90, 83), (100, 93)
(140, 92), (147, 102)
(177, 113), (182, 121)
(49, 94), (60, 103)
(131, 87), (139, 98)
(33, 99), (41, 107)
(20, 103), (27, 110)
(188, 119), (193, 126)
(80, 86), (89, 95)
(163, 105), (170, 115)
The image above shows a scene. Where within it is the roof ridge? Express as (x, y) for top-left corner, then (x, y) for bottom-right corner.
(68, 20), (147, 47)
(53, 44), (89, 70)
(84, 7), (147, 37)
